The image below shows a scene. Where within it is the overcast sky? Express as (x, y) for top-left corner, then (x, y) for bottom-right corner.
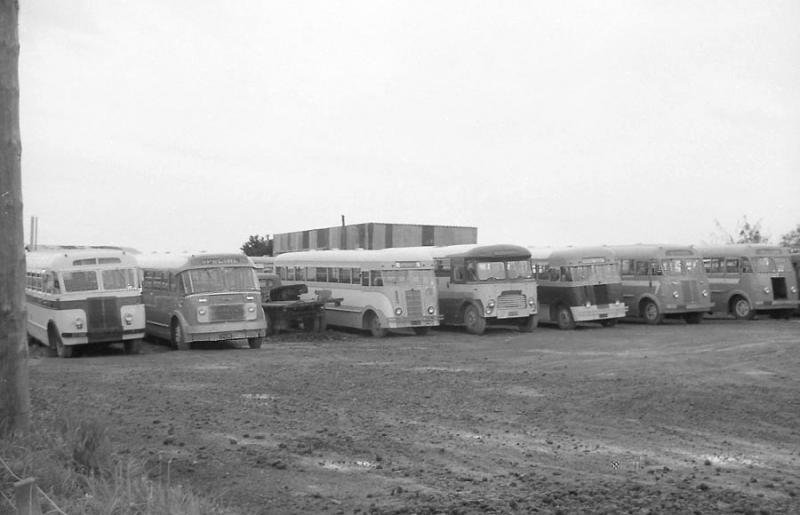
(18, 1), (800, 253)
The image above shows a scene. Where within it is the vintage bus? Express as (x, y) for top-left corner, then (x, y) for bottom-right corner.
(400, 244), (538, 334)
(607, 245), (713, 325)
(697, 245), (799, 319)
(137, 252), (268, 349)
(272, 249), (440, 337)
(25, 248), (145, 358)
(529, 246), (626, 329)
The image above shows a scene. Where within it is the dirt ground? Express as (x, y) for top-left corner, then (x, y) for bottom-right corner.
(27, 318), (800, 514)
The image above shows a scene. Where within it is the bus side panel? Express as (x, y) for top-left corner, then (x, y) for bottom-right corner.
(25, 295), (50, 344)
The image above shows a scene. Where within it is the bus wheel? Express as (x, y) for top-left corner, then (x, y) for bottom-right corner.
(556, 306), (576, 330)
(247, 337), (264, 349)
(600, 319), (618, 328)
(684, 312), (704, 325)
(49, 328), (73, 358)
(123, 338), (142, 354)
(302, 316), (317, 332)
(518, 315), (538, 333)
(641, 300), (663, 325)
(463, 304), (486, 335)
(365, 312), (387, 338)
(171, 320), (190, 351)
(412, 326), (430, 336)
(731, 296), (754, 320)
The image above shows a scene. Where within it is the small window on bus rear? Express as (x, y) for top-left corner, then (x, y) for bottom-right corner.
(98, 257), (121, 264)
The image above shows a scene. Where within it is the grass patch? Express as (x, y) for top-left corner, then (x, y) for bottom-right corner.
(1, 409), (232, 514)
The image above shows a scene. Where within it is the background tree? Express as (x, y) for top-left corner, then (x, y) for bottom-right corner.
(241, 234), (272, 256)
(0, 0), (31, 435)
(711, 216), (770, 244)
(780, 224), (800, 249)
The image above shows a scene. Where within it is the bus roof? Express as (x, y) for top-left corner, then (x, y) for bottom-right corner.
(605, 244), (701, 259)
(273, 248), (435, 267)
(26, 249), (138, 271)
(528, 246), (616, 264)
(696, 244), (792, 258)
(416, 244), (532, 260)
(136, 252), (254, 270)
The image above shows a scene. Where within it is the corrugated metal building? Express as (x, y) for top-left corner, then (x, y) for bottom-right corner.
(273, 223), (477, 255)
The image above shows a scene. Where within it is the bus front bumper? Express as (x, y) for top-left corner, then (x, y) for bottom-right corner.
(61, 329), (145, 345)
(755, 299), (800, 311)
(187, 321), (267, 342)
(570, 303), (627, 322)
(386, 316), (441, 329)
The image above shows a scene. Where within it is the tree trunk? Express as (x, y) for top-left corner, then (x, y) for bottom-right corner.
(0, 0), (30, 436)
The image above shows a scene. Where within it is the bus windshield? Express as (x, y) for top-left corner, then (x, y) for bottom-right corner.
(186, 267), (259, 294)
(380, 269), (435, 287)
(661, 258), (703, 276)
(468, 259), (532, 281)
(62, 270), (99, 292)
(101, 268), (139, 290)
(754, 257), (788, 273)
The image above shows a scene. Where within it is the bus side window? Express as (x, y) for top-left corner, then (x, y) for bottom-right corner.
(453, 265), (465, 282)
(650, 260), (662, 276)
(741, 258), (753, 273)
(725, 258), (739, 274)
(370, 270), (383, 286)
(620, 259), (633, 276)
(434, 259), (451, 278)
(361, 271), (370, 287)
(169, 273), (178, 292)
(352, 268), (361, 285)
(635, 261), (648, 277)
(560, 267), (570, 282)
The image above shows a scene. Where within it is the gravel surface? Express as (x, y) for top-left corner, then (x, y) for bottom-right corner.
(28, 318), (800, 514)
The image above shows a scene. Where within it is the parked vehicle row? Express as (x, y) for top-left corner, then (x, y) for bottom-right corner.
(24, 243), (800, 357)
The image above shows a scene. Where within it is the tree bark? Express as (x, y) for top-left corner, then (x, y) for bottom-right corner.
(0, 0), (30, 436)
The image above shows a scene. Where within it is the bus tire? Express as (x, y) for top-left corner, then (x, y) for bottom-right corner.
(49, 326), (73, 358)
(556, 306), (576, 330)
(412, 326), (430, 336)
(518, 314), (538, 333)
(365, 312), (387, 338)
(463, 304), (486, 335)
(247, 337), (264, 349)
(171, 319), (190, 351)
(641, 300), (663, 325)
(123, 338), (142, 355)
(600, 319), (618, 328)
(684, 312), (704, 325)
(730, 296), (754, 320)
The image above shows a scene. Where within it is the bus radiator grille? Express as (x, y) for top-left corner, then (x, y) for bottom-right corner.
(497, 293), (526, 310)
(593, 284), (611, 305)
(210, 304), (245, 322)
(87, 297), (122, 333)
(681, 281), (699, 304)
(405, 289), (423, 317)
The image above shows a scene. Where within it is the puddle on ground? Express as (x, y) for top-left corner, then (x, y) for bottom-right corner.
(318, 459), (376, 472)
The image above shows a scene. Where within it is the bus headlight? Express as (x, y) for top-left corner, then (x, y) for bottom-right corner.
(486, 300), (495, 315)
(74, 317), (84, 330)
(528, 298), (535, 306)
(394, 307), (403, 316)
(427, 306), (435, 315)
(672, 291), (679, 299)
(763, 287), (771, 294)
(791, 286), (797, 294)
(124, 313), (134, 325)
(248, 306), (256, 313)
(585, 301), (591, 308)
(198, 308), (207, 316)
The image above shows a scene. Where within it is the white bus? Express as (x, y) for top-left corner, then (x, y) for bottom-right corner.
(137, 252), (268, 349)
(400, 244), (539, 334)
(272, 249), (440, 337)
(25, 248), (145, 358)
(529, 246), (627, 329)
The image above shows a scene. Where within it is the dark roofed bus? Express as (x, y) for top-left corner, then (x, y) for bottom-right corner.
(403, 244), (539, 334)
(698, 244), (799, 319)
(137, 252), (268, 349)
(529, 246), (626, 329)
(608, 245), (712, 325)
